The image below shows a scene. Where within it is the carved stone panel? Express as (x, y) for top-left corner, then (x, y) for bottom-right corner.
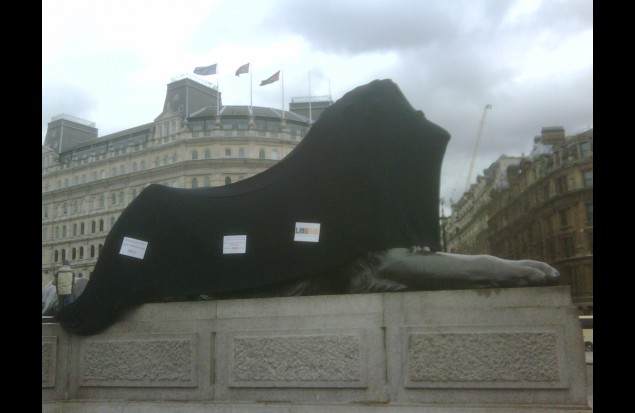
(404, 327), (566, 389)
(42, 336), (57, 388)
(79, 334), (198, 387)
(228, 330), (367, 388)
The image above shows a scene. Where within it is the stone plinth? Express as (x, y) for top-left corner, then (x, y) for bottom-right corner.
(42, 286), (591, 412)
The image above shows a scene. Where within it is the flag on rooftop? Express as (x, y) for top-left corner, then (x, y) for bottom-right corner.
(193, 63), (217, 76)
(235, 63), (250, 76)
(260, 71), (280, 86)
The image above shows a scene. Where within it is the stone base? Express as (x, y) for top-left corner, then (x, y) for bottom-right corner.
(42, 286), (590, 411)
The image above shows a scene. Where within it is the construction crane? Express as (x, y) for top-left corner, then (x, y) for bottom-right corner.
(464, 104), (492, 194)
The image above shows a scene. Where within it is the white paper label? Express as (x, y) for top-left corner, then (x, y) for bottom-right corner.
(294, 222), (321, 242)
(223, 235), (247, 254)
(119, 237), (148, 259)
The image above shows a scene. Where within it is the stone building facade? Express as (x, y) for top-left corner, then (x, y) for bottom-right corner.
(42, 75), (322, 278)
(444, 155), (522, 254)
(487, 127), (593, 313)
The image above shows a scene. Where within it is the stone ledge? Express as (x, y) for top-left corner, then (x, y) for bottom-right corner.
(42, 286), (590, 410)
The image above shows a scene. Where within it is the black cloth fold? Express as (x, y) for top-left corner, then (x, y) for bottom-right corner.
(57, 79), (450, 335)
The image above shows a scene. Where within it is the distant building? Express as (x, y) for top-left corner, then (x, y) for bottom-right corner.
(445, 155), (522, 254)
(42, 75), (324, 278)
(288, 95), (334, 123)
(445, 126), (593, 314)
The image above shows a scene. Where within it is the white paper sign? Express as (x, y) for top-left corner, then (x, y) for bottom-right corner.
(294, 222), (321, 242)
(119, 237), (148, 259)
(223, 235), (247, 254)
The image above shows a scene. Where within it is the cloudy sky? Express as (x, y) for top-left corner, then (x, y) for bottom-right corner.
(42, 0), (592, 213)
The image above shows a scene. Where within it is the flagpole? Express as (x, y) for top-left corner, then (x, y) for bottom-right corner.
(216, 65), (220, 115)
(308, 70), (312, 123)
(250, 65), (253, 115)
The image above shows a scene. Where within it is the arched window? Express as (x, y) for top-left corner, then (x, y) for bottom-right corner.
(61, 249), (66, 261)
(120, 165), (126, 174)
(111, 216), (116, 228)
(73, 200), (78, 213)
(111, 193), (116, 205)
(238, 148), (245, 158)
(225, 176), (232, 185)
(99, 194), (104, 208)
(92, 197), (97, 210)
(119, 191), (124, 204)
(192, 150), (199, 160)
(73, 175), (79, 185)
(271, 149), (279, 160)
(204, 149), (211, 159)
(90, 245), (95, 258)
(225, 148), (231, 158)
(62, 225), (67, 238)
(259, 149), (265, 159)
(100, 170), (106, 179)
(140, 160), (146, 170)
(98, 244), (103, 257)
(73, 224), (77, 236)
(54, 250), (59, 262)
(63, 202), (68, 215)
(99, 219), (104, 232)
(55, 226), (60, 239)
(132, 162), (138, 172)
(192, 178), (198, 188)
(79, 247), (84, 259)
(204, 177), (211, 187)
(91, 220), (96, 233)
(111, 167), (117, 177)
(72, 248), (76, 260)
(80, 222), (85, 235)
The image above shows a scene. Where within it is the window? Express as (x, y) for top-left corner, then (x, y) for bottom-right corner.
(81, 174), (86, 183)
(132, 162), (138, 172)
(271, 149), (279, 160)
(54, 250), (59, 262)
(79, 247), (84, 259)
(43, 205), (48, 218)
(119, 191), (124, 204)
(192, 150), (199, 160)
(259, 149), (265, 159)
(225, 148), (232, 158)
(111, 193), (116, 205)
(141, 160), (146, 170)
(98, 244), (103, 257)
(72, 248), (77, 260)
(99, 219), (104, 232)
(225, 176), (232, 185)
(192, 178), (198, 188)
(583, 170), (593, 188)
(580, 141), (591, 158)
(204, 177), (211, 187)
(585, 203), (593, 223)
(555, 176), (567, 194)
(132, 188), (137, 199)
(558, 209), (569, 228)
(63, 202), (68, 215)
(238, 148), (245, 158)
(111, 167), (117, 177)
(92, 220), (96, 233)
(561, 236), (575, 258)
(99, 194), (104, 208)
(204, 149), (211, 159)
(61, 249), (66, 261)
(91, 245), (95, 258)
(62, 225), (67, 238)
(80, 222), (85, 235)
(73, 224), (77, 236)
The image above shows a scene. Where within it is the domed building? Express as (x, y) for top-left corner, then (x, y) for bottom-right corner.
(42, 75), (332, 278)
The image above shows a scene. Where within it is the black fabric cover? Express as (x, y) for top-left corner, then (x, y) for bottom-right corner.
(57, 79), (451, 335)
